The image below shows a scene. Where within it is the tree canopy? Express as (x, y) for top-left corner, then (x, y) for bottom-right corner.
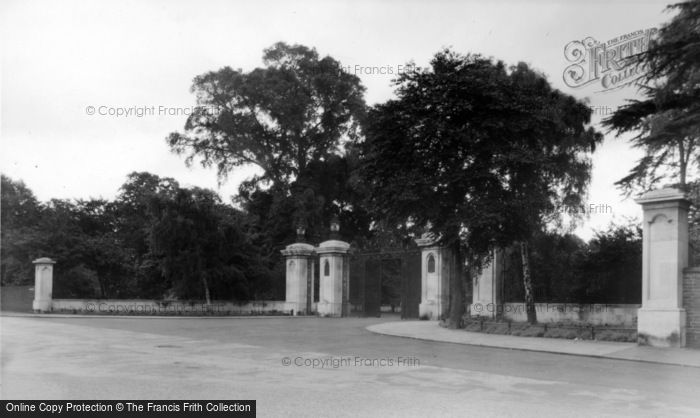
(604, 0), (700, 194)
(167, 42), (367, 189)
(361, 51), (602, 325)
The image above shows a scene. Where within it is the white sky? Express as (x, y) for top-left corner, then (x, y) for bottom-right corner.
(1, 0), (673, 240)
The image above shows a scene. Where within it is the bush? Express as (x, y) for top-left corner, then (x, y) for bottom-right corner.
(503, 224), (642, 304)
(462, 318), (636, 342)
(53, 265), (101, 298)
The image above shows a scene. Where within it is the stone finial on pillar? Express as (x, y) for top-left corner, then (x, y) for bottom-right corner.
(415, 233), (451, 320)
(32, 257), (56, 313)
(281, 243), (315, 315)
(316, 239), (350, 317)
(636, 188), (690, 347)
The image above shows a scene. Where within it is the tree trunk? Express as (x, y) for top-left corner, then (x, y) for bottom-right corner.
(678, 138), (687, 189)
(202, 275), (212, 307)
(98, 279), (107, 299)
(447, 240), (465, 329)
(198, 255), (211, 307)
(520, 241), (537, 324)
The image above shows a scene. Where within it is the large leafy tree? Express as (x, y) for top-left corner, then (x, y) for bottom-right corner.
(168, 42), (370, 289)
(112, 172), (180, 297)
(499, 63), (602, 323)
(146, 186), (271, 302)
(167, 42), (366, 189)
(604, 0), (700, 194)
(168, 43), (366, 292)
(362, 51), (601, 326)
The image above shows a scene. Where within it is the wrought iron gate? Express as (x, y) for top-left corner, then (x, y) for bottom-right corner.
(349, 249), (421, 319)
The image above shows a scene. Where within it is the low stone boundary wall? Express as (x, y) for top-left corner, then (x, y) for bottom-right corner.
(684, 268), (700, 348)
(484, 303), (640, 325)
(51, 299), (300, 315)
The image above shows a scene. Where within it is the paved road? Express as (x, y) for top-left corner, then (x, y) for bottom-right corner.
(2, 315), (700, 417)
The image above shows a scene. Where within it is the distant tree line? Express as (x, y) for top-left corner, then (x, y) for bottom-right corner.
(501, 224), (642, 304)
(1, 173), (276, 301)
(1, 171), (645, 304)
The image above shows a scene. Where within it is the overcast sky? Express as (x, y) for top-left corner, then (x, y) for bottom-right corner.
(1, 0), (673, 240)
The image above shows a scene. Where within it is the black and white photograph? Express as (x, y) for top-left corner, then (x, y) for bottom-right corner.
(1, 0), (700, 416)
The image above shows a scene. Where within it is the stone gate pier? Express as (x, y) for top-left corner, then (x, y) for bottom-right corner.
(316, 239), (350, 317)
(415, 233), (451, 320)
(283, 217), (350, 317)
(32, 257), (56, 313)
(636, 188), (689, 347)
(471, 249), (504, 319)
(281, 242), (315, 315)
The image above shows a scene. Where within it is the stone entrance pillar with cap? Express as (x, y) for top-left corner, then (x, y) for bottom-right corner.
(316, 239), (350, 317)
(471, 249), (504, 318)
(636, 188), (690, 347)
(281, 242), (315, 315)
(415, 234), (451, 320)
(32, 257), (56, 313)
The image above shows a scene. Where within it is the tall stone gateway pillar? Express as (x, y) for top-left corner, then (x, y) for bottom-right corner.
(281, 243), (315, 315)
(471, 249), (504, 318)
(416, 234), (452, 320)
(636, 188), (690, 347)
(32, 257), (56, 313)
(316, 239), (350, 317)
